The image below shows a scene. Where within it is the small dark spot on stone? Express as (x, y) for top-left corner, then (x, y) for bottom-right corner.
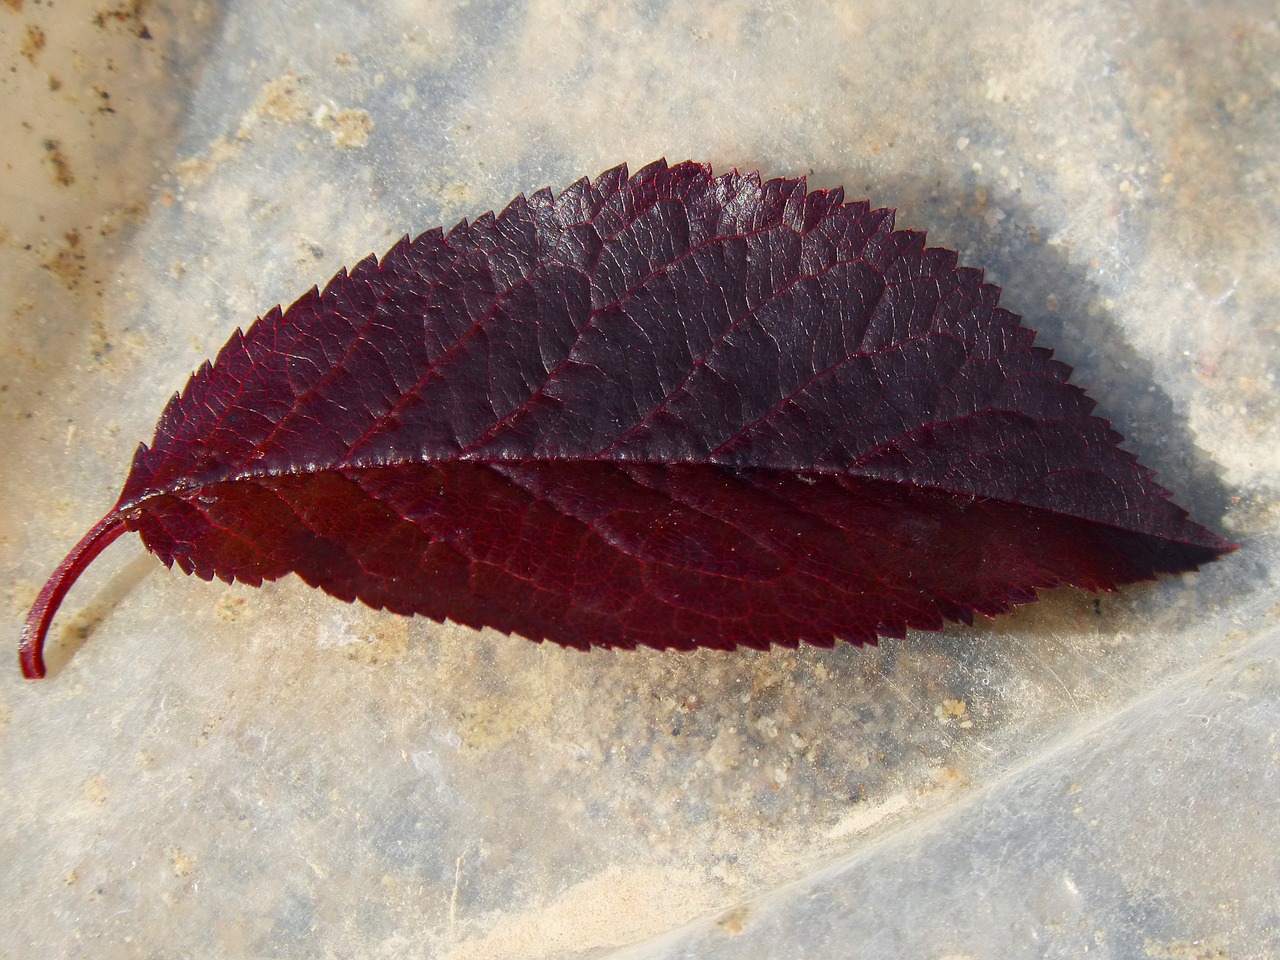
(20, 23), (45, 63)
(43, 138), (74, 186)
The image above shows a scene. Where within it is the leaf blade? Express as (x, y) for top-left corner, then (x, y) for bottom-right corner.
(21, 159), (1234, 677)
(121, 464), (1225, 653)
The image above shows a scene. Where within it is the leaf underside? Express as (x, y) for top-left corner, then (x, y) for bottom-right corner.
(21, 159), (1232, 676)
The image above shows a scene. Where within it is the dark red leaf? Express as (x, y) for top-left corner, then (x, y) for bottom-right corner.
(19, 159), (1233, 679)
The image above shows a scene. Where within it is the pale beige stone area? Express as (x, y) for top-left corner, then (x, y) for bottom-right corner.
(1, 1), (1277, 958)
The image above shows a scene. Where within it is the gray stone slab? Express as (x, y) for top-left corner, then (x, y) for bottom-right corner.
(2, 1), (1276, 957)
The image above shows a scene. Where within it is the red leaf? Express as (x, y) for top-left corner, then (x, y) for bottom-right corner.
(20, 160), (1233, 678)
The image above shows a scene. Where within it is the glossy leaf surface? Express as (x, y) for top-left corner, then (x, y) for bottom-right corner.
(20, 160), (1232, 678)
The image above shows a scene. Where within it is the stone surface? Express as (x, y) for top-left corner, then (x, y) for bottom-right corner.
(1, 1), (1277, 958)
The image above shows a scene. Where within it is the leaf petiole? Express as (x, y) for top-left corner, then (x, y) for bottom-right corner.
(20, 511), (128, 680)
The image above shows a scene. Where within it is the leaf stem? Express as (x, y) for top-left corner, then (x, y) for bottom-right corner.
(20, 511), (128, 680)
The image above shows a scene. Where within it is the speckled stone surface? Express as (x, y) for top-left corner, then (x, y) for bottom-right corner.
(1, 2), (1277, 958)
